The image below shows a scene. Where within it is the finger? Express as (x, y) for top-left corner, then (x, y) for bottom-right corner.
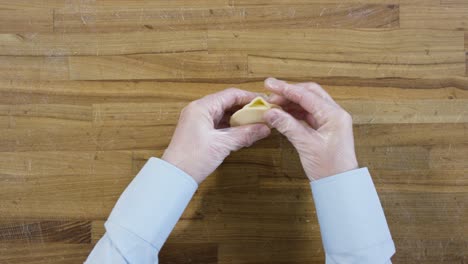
(281, 108), (320, 129)
(266, 79), (334, 105)
(296, 82), (340, 108)
(266, 93), (304, 112)
(267, 93), (288, 105)
(216, 113), (231, 129)
(265, 94), (319, 128)
(281, 101), (304, 112)
(279, 102), (320, 128)
(221, 124), (271, 151)
(268, 93), (315, 115)
(264, 78), (336, 127)
(199, 88), (258, 122)
(288, 109), (309, 121)
(304, 113), (320, 130)
(296, 82), (333, 101)
(215, 104), (243, 129)
(280, 103), (308, 119)
(263, 108), (311, 141)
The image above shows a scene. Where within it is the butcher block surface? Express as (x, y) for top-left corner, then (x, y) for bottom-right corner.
(0, 0), (467, 263)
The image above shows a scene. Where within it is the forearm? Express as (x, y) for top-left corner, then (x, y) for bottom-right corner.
(311, 168), (395, 264)
(86, 158), (198, 263)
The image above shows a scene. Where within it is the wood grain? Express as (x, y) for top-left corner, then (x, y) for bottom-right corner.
(1, 0), (467, 263)
(0, 221), (91, 243)
(68, 52), (247, 80)
(208, 29), (464, 54)
(248, 54), (466, 78)
(442, 0), (468, 5)
(0, 57), (69, 80)
(0, 31), (207, 56)
(0, 9), (53, 33)
(229, 0), (444, 7)
(341, 99), (468, 124)
(54, 4), (398, 33)
(0, 0), (228, 10)
(0, 244), (91, 264)
(1, 80), (468, 106)
(401, 5), (468, 30)
(228, 0), (400, 5)
(209, 29), (466, 78)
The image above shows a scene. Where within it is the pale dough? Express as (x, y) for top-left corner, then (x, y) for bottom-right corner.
(230, 96), (280, 127)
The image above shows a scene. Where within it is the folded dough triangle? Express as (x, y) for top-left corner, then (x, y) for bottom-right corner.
(229, 96), (280, 127)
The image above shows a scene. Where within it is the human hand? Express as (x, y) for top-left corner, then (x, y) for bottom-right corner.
(162, 88), (271, 184)
(263, 78), (358, 181)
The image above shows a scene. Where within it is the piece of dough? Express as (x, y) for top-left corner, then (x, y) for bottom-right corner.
(230, 96), (280, 127)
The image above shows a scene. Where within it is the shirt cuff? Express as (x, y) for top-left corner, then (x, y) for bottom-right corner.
(311, 168), (394, 259)
(106, 157), (198, 253)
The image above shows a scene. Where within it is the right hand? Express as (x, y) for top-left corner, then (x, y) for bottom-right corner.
(162, 88), (271, 184)
(263, 78), (358, 181)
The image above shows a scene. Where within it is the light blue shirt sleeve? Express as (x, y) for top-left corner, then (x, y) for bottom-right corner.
(311, 167), (395, 264)
(86, 158), (394, 264)
(85, 157), (198, 264)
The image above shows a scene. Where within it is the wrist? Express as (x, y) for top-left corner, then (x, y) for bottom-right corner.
(161, 150), (204, 184)
(308, 156), (358, 181)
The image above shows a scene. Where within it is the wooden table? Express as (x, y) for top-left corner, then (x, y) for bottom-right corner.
(0, 1), (467, 263)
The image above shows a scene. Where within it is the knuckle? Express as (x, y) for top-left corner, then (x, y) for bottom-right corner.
(223, 87), (248, 101)
(224, 87), (241, 94)
(180, 106), (191, 117)
(283, 87), (293, 97)
(284, 86), (303, 102)
(243, 138), (254, 147)
(338, 110), (353, 123)
(235, 129), (255, 147)
(305, 82), (321, 90)
(183, 100), (201, 113)
(245, 128), (258, 144)
(274, 116), (295, 135)
(187, 100), (199, 109)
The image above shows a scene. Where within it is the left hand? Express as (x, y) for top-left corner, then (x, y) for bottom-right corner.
(263, 78), (358, 181)
(162, 88), (271, 184)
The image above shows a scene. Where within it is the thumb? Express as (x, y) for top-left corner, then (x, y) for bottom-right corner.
(264, 108), (308, 141)
(222, 124), (271, 151)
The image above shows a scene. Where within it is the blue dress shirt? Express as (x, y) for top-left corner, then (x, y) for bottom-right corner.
(86, 157), (395, 263)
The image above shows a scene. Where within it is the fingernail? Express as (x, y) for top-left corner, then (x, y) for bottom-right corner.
(267, 93), (282, 104)
(265, 77), (279, 89)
